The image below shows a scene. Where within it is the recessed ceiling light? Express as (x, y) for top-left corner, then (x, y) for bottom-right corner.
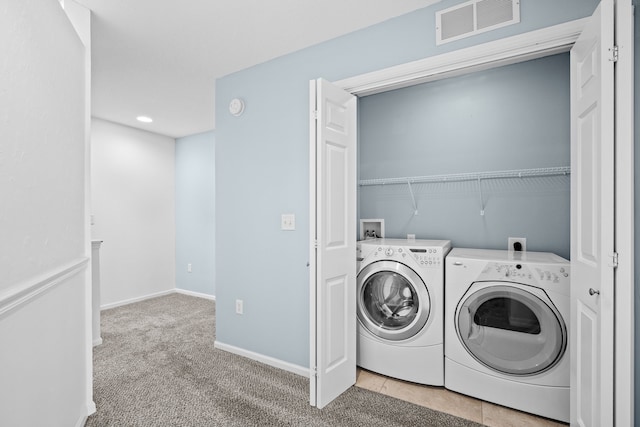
(136, 116), (153, 123)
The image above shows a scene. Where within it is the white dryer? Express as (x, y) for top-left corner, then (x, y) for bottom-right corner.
(445, 248), (570, 423)
(357, 238), (451, 385)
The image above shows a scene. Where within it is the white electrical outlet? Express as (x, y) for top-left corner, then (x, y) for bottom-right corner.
(235, 299), (243, 315)
(407, 234), (416, 241)
(187, 263), (192, 273)
(508, 237), (527, 253)
(281, 213), (295, 230)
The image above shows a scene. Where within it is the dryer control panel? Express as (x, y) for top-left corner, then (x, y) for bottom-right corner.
(480, 262), (570, 284)
(533, 266), (570, 283)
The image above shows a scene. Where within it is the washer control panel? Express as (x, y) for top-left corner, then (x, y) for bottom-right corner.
(370, 245), (444, 267)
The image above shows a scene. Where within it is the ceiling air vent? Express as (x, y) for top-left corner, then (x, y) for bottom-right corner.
(436, 0), (520, 45)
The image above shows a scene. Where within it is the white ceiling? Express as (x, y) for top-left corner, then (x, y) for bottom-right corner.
(75, 0), (441, 138)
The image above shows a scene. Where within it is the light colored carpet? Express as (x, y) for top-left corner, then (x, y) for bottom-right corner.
(86, 293), (483, 426)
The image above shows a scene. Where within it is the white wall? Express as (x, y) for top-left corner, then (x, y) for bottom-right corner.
(0, 0), (92, 425)
(91, 118), (176, 307)
(175, 131), (216, 297)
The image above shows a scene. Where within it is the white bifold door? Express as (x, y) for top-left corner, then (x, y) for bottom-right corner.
(309, 78), (357, 409)
(570, 1), (615, 425)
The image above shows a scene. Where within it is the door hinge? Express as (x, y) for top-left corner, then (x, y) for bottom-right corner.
(314, 239), (319, 249)
(609, 45), (619, 63)
(312, 110), (318, 120)
(609, 252), (619, 268)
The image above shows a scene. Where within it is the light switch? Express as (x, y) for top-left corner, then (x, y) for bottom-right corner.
(281, 213), (295, 230)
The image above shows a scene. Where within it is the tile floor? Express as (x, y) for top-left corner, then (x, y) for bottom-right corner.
(355, 369), (568, 427)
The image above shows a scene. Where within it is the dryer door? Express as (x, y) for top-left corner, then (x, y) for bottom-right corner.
(357, 260), (430, 341)
(456, 283), (566, 376)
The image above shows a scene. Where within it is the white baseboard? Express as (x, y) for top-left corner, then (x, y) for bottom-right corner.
(214, 340), (309, 377)
(101, 288), (215, 311)
(100, 289), (174, 310)
(175, 288), (216, 301)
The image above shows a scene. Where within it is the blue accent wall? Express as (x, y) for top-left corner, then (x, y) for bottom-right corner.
(215, 0), (598, 369)
(176, 131), (216, 296)
(359, 54), (570, 259)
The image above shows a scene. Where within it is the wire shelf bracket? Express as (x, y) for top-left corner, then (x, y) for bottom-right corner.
(406, 180), (419, 216)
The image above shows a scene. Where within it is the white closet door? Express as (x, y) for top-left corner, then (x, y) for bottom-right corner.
(569, 1), (615, 425)
(309, 78), (357, 409)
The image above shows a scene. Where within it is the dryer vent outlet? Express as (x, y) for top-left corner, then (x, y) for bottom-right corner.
(508, 237), (526, 253)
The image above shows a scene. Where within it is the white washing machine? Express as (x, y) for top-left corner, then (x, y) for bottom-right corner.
(444, 248), (570, 423)
(357, 238), (451, 385)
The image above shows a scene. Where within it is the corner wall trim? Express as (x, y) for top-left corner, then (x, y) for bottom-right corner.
(86, 400), (96, 416)
(76, 400), (96, 427)
(75, 415), (88, 427)
(0, 257), (89, 319)
(214, 340), (309, 378)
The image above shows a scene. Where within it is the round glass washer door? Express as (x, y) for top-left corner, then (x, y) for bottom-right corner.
(456, 284), (567, 376)
(357, 260), (430, 341)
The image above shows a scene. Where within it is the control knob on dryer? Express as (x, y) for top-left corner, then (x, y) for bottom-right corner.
(385, 247), (394, 256)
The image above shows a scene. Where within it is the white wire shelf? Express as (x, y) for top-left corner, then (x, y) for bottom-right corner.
(358, 166), (571, 216)
(358, 166), (571, 187)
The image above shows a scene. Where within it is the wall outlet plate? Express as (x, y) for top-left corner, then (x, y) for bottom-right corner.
(235, 299), (243, 315)
(508, 237), (527, 253)
(281, 213), (295, 230)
